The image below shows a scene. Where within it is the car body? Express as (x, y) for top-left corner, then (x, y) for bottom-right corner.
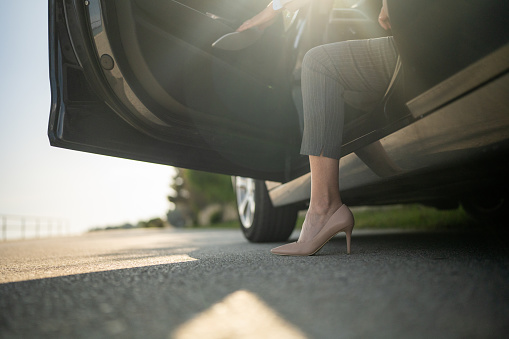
(49, 0), (509, 241)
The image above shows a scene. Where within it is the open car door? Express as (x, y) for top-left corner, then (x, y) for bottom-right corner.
(48, 0), (404, 184)
(49, 0), (307, 182)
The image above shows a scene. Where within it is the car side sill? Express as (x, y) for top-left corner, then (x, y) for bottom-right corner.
(407, 43), (509, 119)
(268, 173), (311, 208)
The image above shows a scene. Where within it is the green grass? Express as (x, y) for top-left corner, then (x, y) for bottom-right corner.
(197, 205), (477, 231)
(293, 204), (476, 231)
(350, 205), (476, 230)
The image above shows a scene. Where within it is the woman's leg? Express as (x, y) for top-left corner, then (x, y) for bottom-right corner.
(297, 37), (398, 243)
(298, 155), (342, 242)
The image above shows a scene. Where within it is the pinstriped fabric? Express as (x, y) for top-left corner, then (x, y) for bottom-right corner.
(300, 36), (398, 159)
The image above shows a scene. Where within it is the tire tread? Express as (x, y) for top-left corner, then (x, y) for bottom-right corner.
(240, 180), (298, 243)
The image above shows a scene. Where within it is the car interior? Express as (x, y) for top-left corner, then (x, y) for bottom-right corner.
(58, 0), (508, 184)
(93, 0), (417, 181)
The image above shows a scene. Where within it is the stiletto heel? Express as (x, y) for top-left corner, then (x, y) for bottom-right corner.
(345, 226), (353, 254)
(271, 204), (355, 256)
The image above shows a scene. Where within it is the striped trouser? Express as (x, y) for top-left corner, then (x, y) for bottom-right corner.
(300, 36), (398, 159)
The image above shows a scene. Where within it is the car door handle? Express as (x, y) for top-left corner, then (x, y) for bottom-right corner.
(205, 12), (237, 26)
(211, 29), (262, 51)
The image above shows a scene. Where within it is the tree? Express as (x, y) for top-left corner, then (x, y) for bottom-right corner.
(167, 168), (193, 227)
(167, 168), (235, 227)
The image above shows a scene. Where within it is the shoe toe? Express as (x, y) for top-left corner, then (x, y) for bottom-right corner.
(270, 242), (301, 255)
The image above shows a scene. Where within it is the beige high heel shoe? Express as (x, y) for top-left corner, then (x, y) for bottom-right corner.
(270, 204), (354, 256)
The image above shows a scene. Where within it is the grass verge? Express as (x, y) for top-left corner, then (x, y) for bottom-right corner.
(205, 205), (477, 231)
(349, 205), (476, 231)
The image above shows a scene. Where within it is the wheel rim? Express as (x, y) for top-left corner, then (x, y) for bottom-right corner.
(236, 177), (256, 228)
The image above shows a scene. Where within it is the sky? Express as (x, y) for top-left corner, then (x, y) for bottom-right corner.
(0, 2), (175, 235)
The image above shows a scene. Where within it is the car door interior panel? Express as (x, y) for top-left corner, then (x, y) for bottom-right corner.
(50, 0), (312, 182)
(106, 0), (301, 139)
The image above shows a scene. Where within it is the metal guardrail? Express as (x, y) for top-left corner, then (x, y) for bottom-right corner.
(1, 215), (70, 241)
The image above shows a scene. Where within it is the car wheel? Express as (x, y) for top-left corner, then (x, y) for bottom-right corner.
(234, 177), (298, 243)
(461, 191), (509, 224)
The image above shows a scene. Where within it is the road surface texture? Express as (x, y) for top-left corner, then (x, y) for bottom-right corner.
(1, 227), (508, 338)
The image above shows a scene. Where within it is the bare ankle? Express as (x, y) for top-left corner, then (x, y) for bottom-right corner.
(309, 200), (342, 216)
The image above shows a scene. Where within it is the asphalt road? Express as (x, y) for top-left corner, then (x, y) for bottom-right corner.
(1, 227), (508, 339)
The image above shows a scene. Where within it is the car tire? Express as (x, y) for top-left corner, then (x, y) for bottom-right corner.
(461, 191), (509, 224)
(234, 177), (298, 243)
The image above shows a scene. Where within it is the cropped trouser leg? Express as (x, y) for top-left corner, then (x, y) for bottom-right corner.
(300, 37), (399, 159)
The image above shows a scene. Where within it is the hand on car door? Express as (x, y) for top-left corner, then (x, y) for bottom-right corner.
(236, 2), (280, 32)
(378, 0), (391, 30)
